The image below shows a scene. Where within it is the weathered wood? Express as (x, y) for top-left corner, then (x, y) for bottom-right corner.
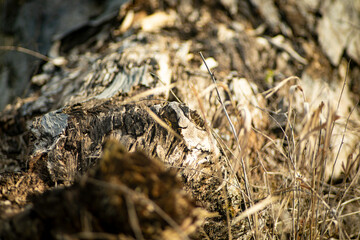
(29, 100), (217, 185)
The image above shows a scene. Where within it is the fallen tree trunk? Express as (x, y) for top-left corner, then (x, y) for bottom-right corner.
(2, 1), (360, 239)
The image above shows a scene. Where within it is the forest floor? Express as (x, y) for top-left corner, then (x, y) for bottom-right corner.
(1, 1), (360, 239)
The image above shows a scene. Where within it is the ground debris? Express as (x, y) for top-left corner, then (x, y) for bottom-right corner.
(1, 0), (360, 239)
(0, 139), (207, 240)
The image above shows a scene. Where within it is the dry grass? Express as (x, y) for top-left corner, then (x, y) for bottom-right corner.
(124, 54), (360, 239)
(2, 15), (358, 240)
(191, 56), (360, 239)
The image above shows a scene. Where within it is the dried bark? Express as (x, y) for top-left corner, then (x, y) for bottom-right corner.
(29, 99), (217, 185)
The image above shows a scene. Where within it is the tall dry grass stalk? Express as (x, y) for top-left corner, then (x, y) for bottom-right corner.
(141, 54), (359, 239)
(209, 64), (359, 238)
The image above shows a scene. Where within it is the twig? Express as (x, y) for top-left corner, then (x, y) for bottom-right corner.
(142, 105), (184, 141)
(199, 52), (253, 228)
(328, 60), (352, 189)
(330, 100), (358, 189)
(199, 52), (240, 151)
(328, 60), (354, 203)
(116, 83), (177, 104)
(0, 45), (51, 62)
(336, 60), (351, 112)
(263, 76), (300, 99)
(87, 178), (190, 240)
(232, 195), (280, 225)
(125, 193), (145, 240)
(150, 72), (183, 104)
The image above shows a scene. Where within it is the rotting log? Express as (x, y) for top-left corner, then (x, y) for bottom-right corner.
(2, 96), (248, 239)
(29, 99), (218, 185)
(0, 27), (259, 240)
